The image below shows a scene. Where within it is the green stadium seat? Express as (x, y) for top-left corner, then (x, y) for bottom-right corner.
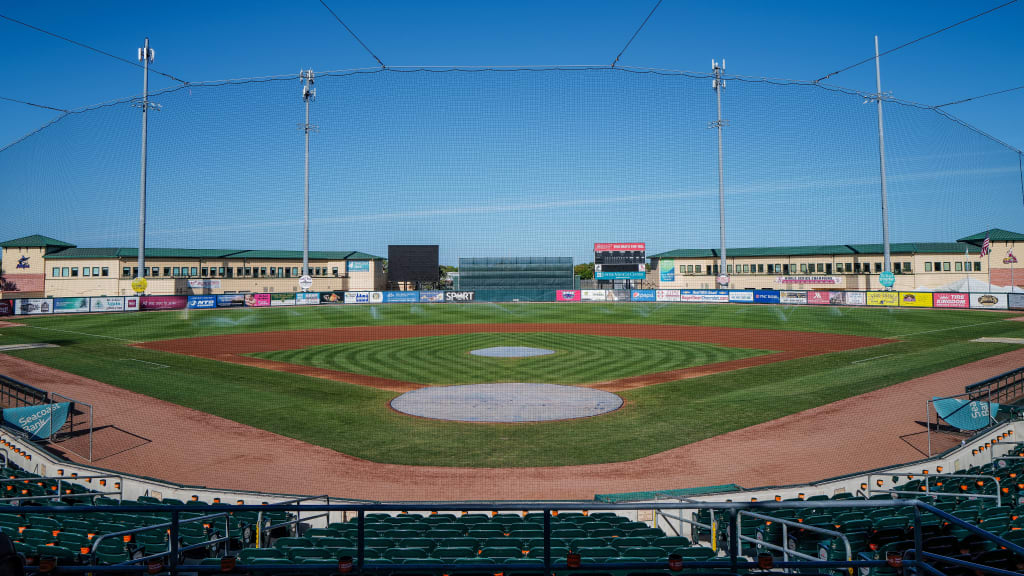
(302, 527), (338, 539)
(623, 547), (668, 559)
(288, 547), (334, 560)
(434, 546), (478, 560)
(438, 537), (478, 549)
(651, 536), (689, 549)
(578, 546), (619, 559)
(480, 546), (524, 560)
(237, 548), (286, 562)
(571, 537), (609, 550)
(385, 547), (429, 560)
(315, 537), (354, 548)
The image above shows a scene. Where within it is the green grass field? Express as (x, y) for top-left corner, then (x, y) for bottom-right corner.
(247, 332), (772, 385)
(1, 303), (1023, 467)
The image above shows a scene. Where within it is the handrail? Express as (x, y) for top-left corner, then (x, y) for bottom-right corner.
(90, 511), (232, 566)
(255, 494), (330, 548)
(867, 473), (1002, 507)
(739, 510), (852, 566)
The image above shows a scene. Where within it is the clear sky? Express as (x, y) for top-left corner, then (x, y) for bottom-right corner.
(1, 1), (1022, 264)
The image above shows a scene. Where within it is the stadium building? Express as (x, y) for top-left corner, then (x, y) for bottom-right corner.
(650, 228), (1024, 292)
(0, 234), (385, 299)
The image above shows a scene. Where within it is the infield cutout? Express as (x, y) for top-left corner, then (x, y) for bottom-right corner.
(469, 346), (556, 358)
(390, 383), (623, 422)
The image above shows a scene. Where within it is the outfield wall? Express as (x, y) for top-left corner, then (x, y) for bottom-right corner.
(2, 289), (1022, 317)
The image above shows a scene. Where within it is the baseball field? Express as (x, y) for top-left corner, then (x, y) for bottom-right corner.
(1, 302), (1023, 471)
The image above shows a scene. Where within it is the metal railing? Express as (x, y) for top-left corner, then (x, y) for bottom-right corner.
(0, 474), (123, 504)
(254, 494), (330, 548)
(738, 509), (852, 565)
(867, 473), (1002, 507)
(89, 511), (232, 567)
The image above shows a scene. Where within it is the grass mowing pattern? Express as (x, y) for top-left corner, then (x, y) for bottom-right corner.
(1, 303), (1023, 467)
(247, 332), (773, 385)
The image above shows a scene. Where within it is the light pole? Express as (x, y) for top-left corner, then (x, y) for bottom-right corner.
(711, 60), (729, 287)
(300, 70), (316, 280)
(136, 38), (156, 293)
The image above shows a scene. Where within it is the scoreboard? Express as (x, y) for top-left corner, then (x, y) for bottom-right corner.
(594, 243), (646, 280)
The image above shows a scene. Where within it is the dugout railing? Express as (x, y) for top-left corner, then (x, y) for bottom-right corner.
(5, 499), (1024, 576)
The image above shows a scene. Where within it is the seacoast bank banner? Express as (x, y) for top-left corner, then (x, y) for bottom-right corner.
(2, 402), (71, 440)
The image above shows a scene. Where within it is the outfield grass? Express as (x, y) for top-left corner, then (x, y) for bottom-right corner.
(247, 332), (772, 385)
(1, 303), (1023, 467)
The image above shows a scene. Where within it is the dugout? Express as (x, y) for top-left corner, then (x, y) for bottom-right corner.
(458, 257), (574, 301)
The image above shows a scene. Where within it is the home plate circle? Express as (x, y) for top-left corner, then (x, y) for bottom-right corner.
(390, 383), (623, 423)
(469, 346), (556, 358)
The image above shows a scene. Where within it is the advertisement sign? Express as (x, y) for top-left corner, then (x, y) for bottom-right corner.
(319, 291), (344, 304)
(1008, 293), (1024, 311)
(934, 293), (970, 309)
(187, 295), (217, 309)
(270, 293), (296, 306)
(656, 289), (681, 302)
(867, 292), (899, 307)
(753, 290), (780, 304)
(0, 300), (12, 316)
(187, 279), (221, 290)
(347, 261), (370, 272)
(294, 293), (320, 305)
(679, 290), (729, 303)
(933, 397), (998, 431)
(971, 293), (1009, 310)
(845, 292), (867, 306)
(594, 243), (646, 251)
(606, 290), (630, 302)
(445, 291), (475, 302)
(216, 294), (246, 308)
(1, 402), (71, 440)
(659, 259), (675, 283)
(15, 299), (52, 315)
(581, 290), (607, 302)
(131, 277), (148, 294)
(779, 291), (807, 305)
(806, 291), (830, 305)
(419, 290), (444, 303)
(89, 297), (125, 313)
(383, 291), (419, 303)
(125, 297), (139, 311)
(555, 290), (582, 302)
(898, 292), (934, 308)
(775, 276), (842, 285)
(631, 290), (656, 302)
(245, 293), (271, 307)
(595, 265), (645, 280)
(344, 292), (371, 304)
(728, 291), (754, 303)
(53, 298), (90, 313)
(370, 292), (384, 304)
(141, 295), (187, 310)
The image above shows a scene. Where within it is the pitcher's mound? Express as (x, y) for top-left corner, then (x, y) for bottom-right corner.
(390, 383), (622, 422)
(469, 346), (556, 358)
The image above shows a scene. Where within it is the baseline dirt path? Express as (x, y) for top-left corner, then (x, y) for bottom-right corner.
(2, 345), (1022, 501)
(138, 324), (890, 392)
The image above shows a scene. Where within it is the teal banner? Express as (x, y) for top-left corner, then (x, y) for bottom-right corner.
(933, 397), (999, 431)
(2, 402), (71, 440)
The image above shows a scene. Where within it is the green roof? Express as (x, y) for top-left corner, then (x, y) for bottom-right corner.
(652, 242), (979, 259)
(44, 247), (381, 260)
(957, 228), (1024, 245)
(594, 484), (743, 503)
(0, 235), (75, 248)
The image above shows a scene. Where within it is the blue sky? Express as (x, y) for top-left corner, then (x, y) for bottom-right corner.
(1, 1), (1022, 264)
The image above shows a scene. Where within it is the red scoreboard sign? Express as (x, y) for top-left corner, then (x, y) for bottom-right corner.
(594, 243), (646, 252)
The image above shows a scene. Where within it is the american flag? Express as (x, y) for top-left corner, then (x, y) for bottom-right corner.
(980, 234), (991, 257)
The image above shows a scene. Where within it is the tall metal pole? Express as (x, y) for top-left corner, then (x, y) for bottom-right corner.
(300, 70), (316, 278)
(712, 60), (728, 287)
(137, 38), (154, 287)
(874, 36), (891, 275)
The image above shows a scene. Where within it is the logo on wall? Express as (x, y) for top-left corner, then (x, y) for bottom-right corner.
(16, 256), (29, 269)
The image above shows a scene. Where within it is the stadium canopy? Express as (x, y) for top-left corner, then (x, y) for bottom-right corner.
(957, 228), (1024, 246)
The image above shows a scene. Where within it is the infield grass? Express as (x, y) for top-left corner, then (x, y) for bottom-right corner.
(1, 303), (1023, 467)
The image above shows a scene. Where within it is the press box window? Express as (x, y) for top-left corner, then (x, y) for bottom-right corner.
(52, 268), (59, 277)
(101, 267), (109, 277)
(955, 262), (963, 271)
(173, 267), (181, 276)
(758, 264), (765, 273)
(925, 262), (933, 272)
(202, 268), (209, 277)
(903, 262), (911, 273)
(121, 267), (129, 278)
(942, 262), (950, 271)
(82, 268), (90, 277)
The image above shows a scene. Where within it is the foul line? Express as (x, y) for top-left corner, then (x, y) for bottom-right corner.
(122, 358), (169, 369)
(851, 354), (894, 364)
(18, 324), (141, 343)
(889, 318), (1014, 339)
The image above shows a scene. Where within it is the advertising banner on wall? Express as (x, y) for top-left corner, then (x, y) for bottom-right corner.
(555, 290), (582, 302)
(384, 291), (419, 303)
(419, 290), (444, 303)
(0, 300), (12, 316)
(606, 290), (630, 302)
(216, 294), (246, 308)
(806, 291), (830, 305)
(866, 292), (899, 307)
(125, 297), (139, 311)
(775, 276), (843, 285)
(828, 291), (866, 306)
(753, 290), (780, 304)
(445, 291), (475, 302)
(779, 291), (807, 304)
(53, 298), (90, 313)
(187, 279), (221, 290)
(656, 289), (681, 302)
(187, 295), (217, 309)
(370, 292), (384, 304)
(141, 295), (187, 310)
(245, 293), (271, 307)
(728, 291), (754, 303)
(659, 260), (675, 283)
(319, 291), (344, 304)
(89, 297), (124, 312)
(2, 402), (71, 440)
(295, 293), (320, 305)
(15, 299), (53, 315)
(898, 292), (934, 307)
(933, 397), (999, 431)
(270, 293), (296, 306)
(581, 290), (606, 302)
(347, 261), (370, 272)
(630, 290), (656, 302)
(679, 290), (729, 303)
(1008, 293), (1024, 310)
(934, 293), (970, 309)
(344, 292), (371, 304)
(970, 293), (1009, 310)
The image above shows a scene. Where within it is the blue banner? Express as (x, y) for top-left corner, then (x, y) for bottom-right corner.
(216, 294), (246, 308)
(2, 403), (71, 440)
(347, 261), (370, 272)
(933, 397), (999, 431)
(753, 290), (781, 304)
(419, 290), (444, 303)
(630, 289), (656, 302)
(595, 270), (646, 280)
(187, 295), (217, 309)
(384, 291), (419, 303)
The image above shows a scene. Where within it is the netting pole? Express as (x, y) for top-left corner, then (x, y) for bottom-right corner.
(137, 38), (155, 292)
(300, 70), (316, 279)
(874, 36), (892, 277)
(712, 60), (728, 288)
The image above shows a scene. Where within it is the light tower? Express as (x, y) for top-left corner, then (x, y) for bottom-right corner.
(711, 60), (729, 287)
(300, 70), (316, 280)
(136, 38), (157, 291)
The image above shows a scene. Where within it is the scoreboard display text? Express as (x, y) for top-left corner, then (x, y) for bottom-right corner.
(594, 243), (646, 280)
